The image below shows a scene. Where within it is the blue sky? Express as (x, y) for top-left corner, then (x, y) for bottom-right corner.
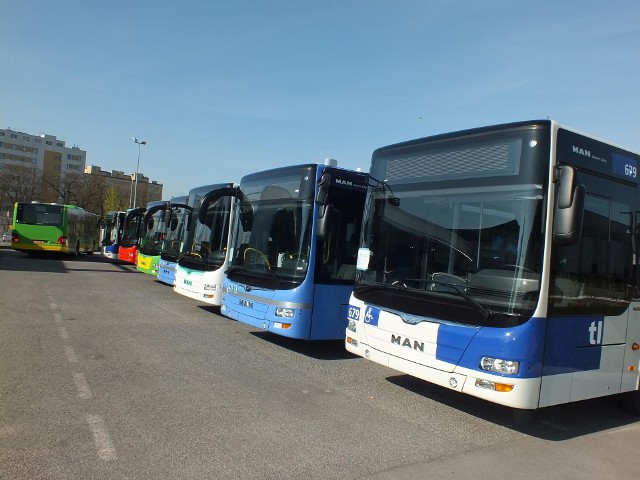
(2, 1), (639, 198)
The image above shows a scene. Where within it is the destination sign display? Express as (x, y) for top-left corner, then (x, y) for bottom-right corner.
(557, 128), (639, 183)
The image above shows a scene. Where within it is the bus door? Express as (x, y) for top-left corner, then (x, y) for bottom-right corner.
(312, 168), (367, 339)
(541, 155), (635, 406)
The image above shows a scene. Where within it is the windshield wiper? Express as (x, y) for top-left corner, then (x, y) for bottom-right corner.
(226, 265), (282, 283)
(357, 279), (493, 319)
(429, 280), (494, 320)
(356, 281), (415, 295)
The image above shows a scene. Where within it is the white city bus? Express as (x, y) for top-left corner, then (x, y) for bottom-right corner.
(346, 120), (640, 412)
(174, 183), (235, 304)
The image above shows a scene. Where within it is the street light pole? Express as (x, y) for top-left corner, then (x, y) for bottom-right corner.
(130, 137), (147, 208)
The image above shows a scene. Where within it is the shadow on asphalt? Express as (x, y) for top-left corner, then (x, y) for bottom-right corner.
(386, 374), (639, 440)
(195, 305), (355, 360)
(197, 304), (223, 315)
(249, 331), (357, 361)
(0, 248), (139, 274)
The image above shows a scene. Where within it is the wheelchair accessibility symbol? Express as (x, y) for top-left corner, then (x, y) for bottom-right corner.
(363, 306), (379, 326)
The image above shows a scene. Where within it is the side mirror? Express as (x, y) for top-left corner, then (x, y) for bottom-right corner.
(553, 165), (585, 245)
(198, 187), (253, 231)
(316, 172), (331, 206)
(315, 172), (333, 239)
(316, 204), (333, 240)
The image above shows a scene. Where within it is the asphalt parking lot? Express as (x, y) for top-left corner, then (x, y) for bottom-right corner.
(0, 248), (639, 480)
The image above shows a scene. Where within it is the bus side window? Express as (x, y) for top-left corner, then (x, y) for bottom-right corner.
(550, 177), (633, 315)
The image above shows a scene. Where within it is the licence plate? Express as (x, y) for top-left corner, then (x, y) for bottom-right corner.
(32, 240), (45, 244)
(240, 299), (253, 309)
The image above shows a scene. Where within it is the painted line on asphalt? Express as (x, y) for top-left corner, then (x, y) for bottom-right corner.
(72, 373), (93, 400)
(64, 345), (79, 364)
(49, 302), (58, 310)
(58, 326), (69, 341)
(53, 312), (62, 323)
(87, 415), (117, 461)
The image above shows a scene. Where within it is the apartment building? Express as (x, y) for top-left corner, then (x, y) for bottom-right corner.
(0, 127), (86, 199)
(0, 128), (162, 230)
(84, 165), (163, 209)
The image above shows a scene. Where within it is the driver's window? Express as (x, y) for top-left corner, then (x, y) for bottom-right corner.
(315, 190), (365, 284)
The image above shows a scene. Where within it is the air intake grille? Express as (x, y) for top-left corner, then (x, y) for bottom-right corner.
(384, 141), (519, 181)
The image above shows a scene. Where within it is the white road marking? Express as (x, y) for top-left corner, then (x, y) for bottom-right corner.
(64, 345), (78, 363)
(72, 373), (93, 400)
(87, 415), (117, 461)
(58, 326), (69, 340)
(53, 312), (62, 323)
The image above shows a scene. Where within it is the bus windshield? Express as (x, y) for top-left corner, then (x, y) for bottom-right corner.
(16, 203), (63, 226)
(183, 196), (232, 269)
(160, 204), (192, 261)
(140, 206), (168, 255)
(355, 128), (549, 326)
(101, 211), (121, 246)
(227, 165), (315, 289)
(121, 210), (144, 247)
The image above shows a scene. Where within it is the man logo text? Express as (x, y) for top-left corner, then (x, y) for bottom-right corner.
(391, 334), (424, 352)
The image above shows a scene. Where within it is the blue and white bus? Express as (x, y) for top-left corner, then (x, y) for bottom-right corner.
(345, 120), (640, 412)
(174, 183), (234, 302)
(220, 161), (368, 340)
(100, 210), (126, 259)
(157, 195), (191, 285)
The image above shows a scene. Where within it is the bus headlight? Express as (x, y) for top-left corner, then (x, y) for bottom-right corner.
(275, 308), (295, 319)
(480, 357), (520, 375)
(347, 319), (357, 332)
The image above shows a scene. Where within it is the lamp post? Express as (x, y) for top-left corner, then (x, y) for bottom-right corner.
(129, 137), (147, 208)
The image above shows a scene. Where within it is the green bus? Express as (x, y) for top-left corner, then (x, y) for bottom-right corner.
(137, 200), (169, 275)
(11, 202), (100, 256)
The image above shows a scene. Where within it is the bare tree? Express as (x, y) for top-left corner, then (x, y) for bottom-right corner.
(42, 171), (87, 205)
(78, 174), (110, 215)
(0, 164), (42, 206)
(0, 165), (42, 234)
